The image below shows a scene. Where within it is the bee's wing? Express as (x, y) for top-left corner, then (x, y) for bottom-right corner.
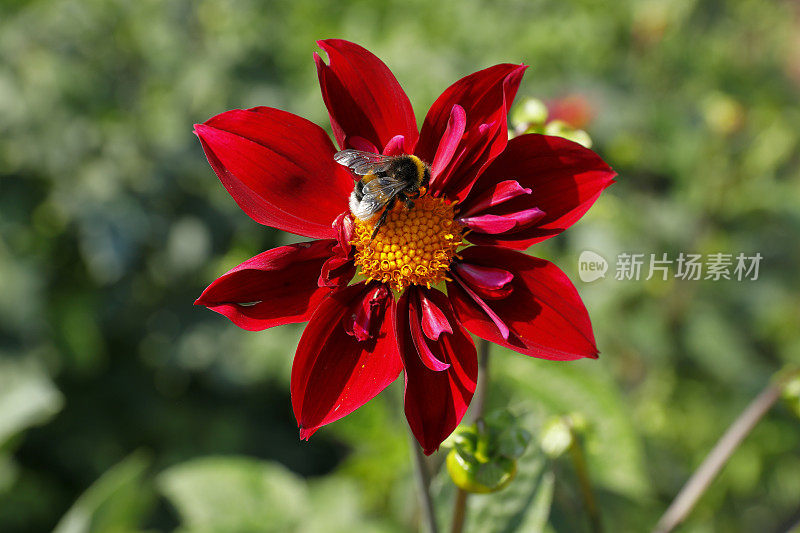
(334, 149), (396, 176)
(352, 176), (410, 220)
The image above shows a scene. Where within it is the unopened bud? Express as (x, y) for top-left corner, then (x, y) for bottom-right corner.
(544, 120), (593, 148)
(511, 98), (548, 128)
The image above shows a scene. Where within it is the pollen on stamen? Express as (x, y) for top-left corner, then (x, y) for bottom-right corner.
(351, 190), (464, 292)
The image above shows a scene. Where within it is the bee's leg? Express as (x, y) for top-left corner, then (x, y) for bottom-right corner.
(399, 192), (415, 210)
(371, 198), (396, 240)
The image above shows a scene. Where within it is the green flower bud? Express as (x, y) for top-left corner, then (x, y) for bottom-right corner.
(544, 120), (593, 148)
(511, 98), (548, 128)
(782, 374), (800, 419)
(540, 416), (573, 458)
(702, 92), (744, 135)
(446, 447), (517, 494)
(445, 410), (531, 493)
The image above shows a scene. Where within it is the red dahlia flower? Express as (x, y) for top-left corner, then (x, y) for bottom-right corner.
(194, 39), (616, 454)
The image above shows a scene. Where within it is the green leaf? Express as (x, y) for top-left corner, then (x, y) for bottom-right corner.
(512, 470), (555, 533)
(0, 453), (18, 493)
(159, 456), (395, 533)
(53, 451), (154, 533)
(496, 354), (651, 499)
(0, 356), (63, 446)
(303, 477), (396, 533)
(158, 456), (308, 533)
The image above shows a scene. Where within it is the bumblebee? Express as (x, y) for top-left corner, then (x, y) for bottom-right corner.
(334, 149), (431, 239)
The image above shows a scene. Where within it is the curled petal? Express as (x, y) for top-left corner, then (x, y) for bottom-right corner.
(319, 213), (357, 288)
(451, 263), (513, 291)
(383, 135), (407, 156)
(502, 208), (547, 229)
(459, 208), (545, 235)
(447, 246), (598, 360)
(315, 39), (419, 152)
(450, 272), (510, 340)
(458, 179), (532, 218)
(397, 287), (478, 455)
(430, 105), (466, 180)
(465, 134), (616, 249)
(196, 240), (334, 331)
(418, 64), (527, 201)
(458, 214), (518, 234)
(409, 297), (450, 372)
(344, 284), (390, 341)
(292, 282), (401, 439)
(195, 107), (352, 239)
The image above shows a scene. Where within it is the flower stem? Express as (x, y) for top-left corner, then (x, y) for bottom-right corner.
(409, 427), (439, 533)
(450, 488), (468, 533)
(472, 338), (491, 422)
(569, 431), (603, 533)
(450, 338), (491, 533)
(653, 367), (800, 533)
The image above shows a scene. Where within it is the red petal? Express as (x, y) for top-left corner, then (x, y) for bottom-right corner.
(348, 136), (379, 153)
(195, 107), (352, 239)
(195, 240), (334, 331)
(447, 246), (598, 360)
(418, 64), (527, 201)
(465, 134), (616, 249)
(292, 282), (401, 438)
(397, 287), (478, 455)
(315, 39), (418, 152)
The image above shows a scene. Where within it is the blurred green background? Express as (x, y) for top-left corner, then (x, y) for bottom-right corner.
(2, 0), (799, 531)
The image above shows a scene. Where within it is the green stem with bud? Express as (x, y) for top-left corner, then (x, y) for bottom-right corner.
(450, 339), (491, 533)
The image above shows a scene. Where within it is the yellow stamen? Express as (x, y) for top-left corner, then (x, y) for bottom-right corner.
(352, 189), (464, 292)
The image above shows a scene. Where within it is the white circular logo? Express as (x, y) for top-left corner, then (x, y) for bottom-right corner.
(578, 251), (608, 282)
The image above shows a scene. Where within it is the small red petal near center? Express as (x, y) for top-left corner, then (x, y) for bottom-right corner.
(418, 291), (453, 341)
(409, 290), (451, 371)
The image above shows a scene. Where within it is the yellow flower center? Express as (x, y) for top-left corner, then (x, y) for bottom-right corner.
(352, 191), (464, 292)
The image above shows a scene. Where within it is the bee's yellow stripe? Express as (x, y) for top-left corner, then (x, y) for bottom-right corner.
(408, 155), (426, 186)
